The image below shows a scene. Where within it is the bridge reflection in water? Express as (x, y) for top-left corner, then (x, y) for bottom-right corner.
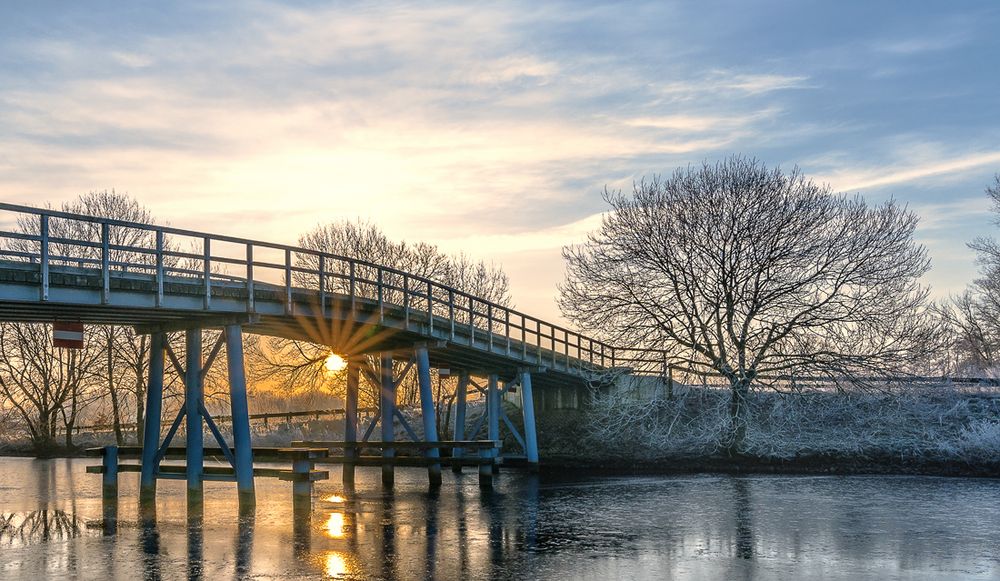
(5, 458), (1000, 579)
(0, 458), (547, 580)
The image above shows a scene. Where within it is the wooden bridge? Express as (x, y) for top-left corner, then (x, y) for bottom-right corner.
(0, 202), (668, 502)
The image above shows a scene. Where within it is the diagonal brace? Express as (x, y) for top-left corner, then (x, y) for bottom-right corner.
(200, 334), (226, 383)
(393, 408), (420, 441)
(165, 343), (185, 379)
(200, 402), (236, 469)
(156, 406), (186, 464)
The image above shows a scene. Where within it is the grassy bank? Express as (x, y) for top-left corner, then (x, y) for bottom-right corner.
(536, 386), (1000, 477)
(5, 389), (999, 478)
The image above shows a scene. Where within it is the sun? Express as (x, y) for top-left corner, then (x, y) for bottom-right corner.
(324, 352), (348, 373)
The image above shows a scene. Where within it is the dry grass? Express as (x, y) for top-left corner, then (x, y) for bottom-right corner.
(583, 383), (1000, 462)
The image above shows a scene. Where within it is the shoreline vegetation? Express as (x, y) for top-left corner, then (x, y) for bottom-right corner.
(537, 387), (1000, 479)
(5, 387), (999, 479)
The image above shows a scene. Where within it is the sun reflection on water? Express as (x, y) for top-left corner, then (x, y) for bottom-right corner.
(325, 512), (346, 539)
(324, 551), (349, 577)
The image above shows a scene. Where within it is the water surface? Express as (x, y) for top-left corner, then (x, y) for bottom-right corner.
(1, 457), (999, 579)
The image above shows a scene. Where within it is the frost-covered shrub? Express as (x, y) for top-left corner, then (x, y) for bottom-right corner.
(583, 388), (729, 458)
(952, 420), (1000, 463)
(581, 385), (1000, 462)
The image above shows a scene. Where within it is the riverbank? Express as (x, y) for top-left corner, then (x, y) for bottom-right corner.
(539, 453), (1000, 478)
(539, 389), (1000, 479)
(4, 388), (998, 479)
(5, 445), (999, 479)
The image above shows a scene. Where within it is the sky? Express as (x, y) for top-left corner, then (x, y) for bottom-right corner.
(1, 1), (999, 324)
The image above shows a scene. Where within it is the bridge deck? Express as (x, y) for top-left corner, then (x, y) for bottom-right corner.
(0, 201), (671, 388)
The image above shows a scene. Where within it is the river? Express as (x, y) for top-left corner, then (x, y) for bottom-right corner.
(1, 457), (999, 579)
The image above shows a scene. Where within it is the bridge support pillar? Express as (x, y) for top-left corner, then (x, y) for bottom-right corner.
(520, 371), (539, 469)
(140, 332), (166, 500)
(225, 325), (255, 503)
(415, 345), (441, 486)
(380, 352), (395, 487)
(185, 329), (204, 499)
(487, 374), (501, 473)
(452, 372), (469, 473)
(344, 358), (360, 487)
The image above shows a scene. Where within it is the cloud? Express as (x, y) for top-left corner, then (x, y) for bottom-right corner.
(909, 197), (993, 231)
(436, 212), (605, 255)
(623, 107), (780, 132)
(819, 150), (1000, 192)
(2, 0), (996, 321)
(656, 71), (811, 100)
(0, 0), (797, 245)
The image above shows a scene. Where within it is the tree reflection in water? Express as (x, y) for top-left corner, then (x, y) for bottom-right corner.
(733, 477), (755, 560)
(0, 510), (89, 547)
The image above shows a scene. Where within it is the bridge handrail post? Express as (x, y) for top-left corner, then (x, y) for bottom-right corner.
(487, 303), (493, 351)
(448, 290), (455, 340)
(203, 237), (212, 309)
(505, 310), (511, 355)
(469, 296), (475, 345)
(521, 315), (527, 360)
(536, 320), (542, 364)
(39, 214), (49, 301)
(100, 222), (110, 304)
(349, 260), (357, 313)
(284, 248), (292, 314)
(551, 327), (557, 367)
(403, 274), (410, 328)
(426, 280), (433, 333)
(377, 268), (384, 322)
(319, 255), (327, 317)
(245, 243), (255, 312)
(155, 230), (164, 307)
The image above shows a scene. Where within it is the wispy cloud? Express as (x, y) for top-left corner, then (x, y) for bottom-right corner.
(819, 150), (1000, 192)
(437, 212), (605, 255)
(909, 196), (993, 230)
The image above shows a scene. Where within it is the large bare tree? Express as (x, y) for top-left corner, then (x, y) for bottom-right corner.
(939, 174), (1000, 376)
(560, 156), (937, 451)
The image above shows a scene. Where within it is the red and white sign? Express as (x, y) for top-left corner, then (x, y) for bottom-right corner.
(53, 322), (84, 349)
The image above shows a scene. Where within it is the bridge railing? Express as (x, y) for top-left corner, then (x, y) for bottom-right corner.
(0, 202), (646, 374)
